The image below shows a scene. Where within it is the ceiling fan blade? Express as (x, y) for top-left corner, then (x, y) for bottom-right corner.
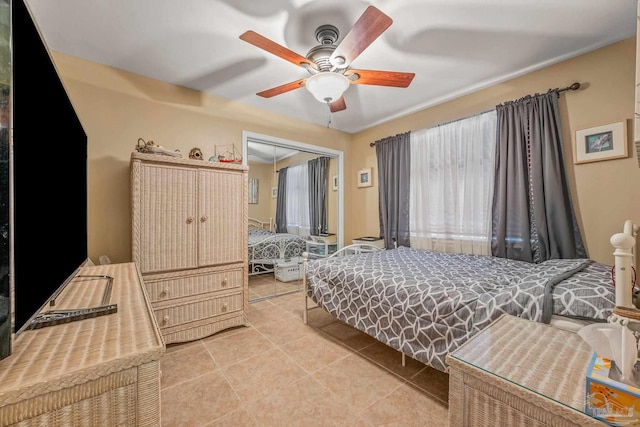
(345, 69), (415, 88)
(330, 6), (392, 67)
(240, 30), (317, 70)
(329, 96), (346, 113)
(256, 78), (307, 98)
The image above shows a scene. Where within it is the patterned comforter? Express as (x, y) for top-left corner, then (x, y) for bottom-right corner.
(305, 247), (615, 372)
(248, 228), (307, 262)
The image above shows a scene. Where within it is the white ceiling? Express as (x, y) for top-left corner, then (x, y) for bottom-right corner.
(247, 141), (299, 164)
(24, 0), (637, 134)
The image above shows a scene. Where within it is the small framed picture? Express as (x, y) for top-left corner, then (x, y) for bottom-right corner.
(332, 174), (338, 191)
(357, 167), (373, 188)
(574, 121), (628, 164)
(271, 187), (277, 198)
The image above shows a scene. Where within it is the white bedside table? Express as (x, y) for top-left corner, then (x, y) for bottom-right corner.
(305, 240), (338, 257)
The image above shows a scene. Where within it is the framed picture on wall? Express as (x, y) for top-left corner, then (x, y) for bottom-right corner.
(272, 187), (277, 198)
(332, 174), (338, 191)
(574, 121), (628, 164)
(357, 168), (373, 188)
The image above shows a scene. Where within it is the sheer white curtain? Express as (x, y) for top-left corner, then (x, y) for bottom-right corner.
(410, 110), (497, 255)
(285, 163), (311, 237)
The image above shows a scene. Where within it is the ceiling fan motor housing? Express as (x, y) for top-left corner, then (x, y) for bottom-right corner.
(306, 44), (337, 72)
(306, 25), (345, 72)
(315, 24), (339, 44)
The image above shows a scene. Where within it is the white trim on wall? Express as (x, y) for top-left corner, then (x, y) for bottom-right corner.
(242, 131), (345, 249)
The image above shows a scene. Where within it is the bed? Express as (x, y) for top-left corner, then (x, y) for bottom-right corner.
(248, 218), (308, 276)
(303, 222), (637, 373)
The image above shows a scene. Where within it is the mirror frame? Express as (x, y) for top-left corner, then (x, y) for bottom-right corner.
(242, 131), (344, 249)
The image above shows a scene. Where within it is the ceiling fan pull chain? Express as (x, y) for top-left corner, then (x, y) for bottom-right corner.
(326, 102), (332, 128)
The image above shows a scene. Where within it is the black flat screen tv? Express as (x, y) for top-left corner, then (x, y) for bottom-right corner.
(0, 0), (8, 361)
(10, 0), (88, 337)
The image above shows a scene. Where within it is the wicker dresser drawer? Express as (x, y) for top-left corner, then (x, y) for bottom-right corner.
(154, 291), (243, 330)
(143, 267), (243, 303)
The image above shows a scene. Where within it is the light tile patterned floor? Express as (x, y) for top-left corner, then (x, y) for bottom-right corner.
(160, 285), (450, 427)
(247, 272), (302, 301)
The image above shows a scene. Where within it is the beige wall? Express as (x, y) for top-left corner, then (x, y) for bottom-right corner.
(350, 37), (639, 264)
(247, 161), (274, 225)
(53, 37), (638, 265)
(51, 52), (352, 263)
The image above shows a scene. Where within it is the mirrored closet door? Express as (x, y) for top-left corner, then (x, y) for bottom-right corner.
(244, 132), (343, 302)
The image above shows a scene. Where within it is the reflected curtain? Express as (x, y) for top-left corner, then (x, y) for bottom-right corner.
(376, 132), (411, 249)
(275, 167), (288, 233)
(492, 90), (586, 262)
(285, 163), (311, 237)
(248, 177), (259, 204)
(410, 111), (497, 255)
(308, 156), (329, 236)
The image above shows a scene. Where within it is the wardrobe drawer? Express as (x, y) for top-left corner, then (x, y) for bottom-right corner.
(155, 291), (243, 329)
(144, 268), (243, 302)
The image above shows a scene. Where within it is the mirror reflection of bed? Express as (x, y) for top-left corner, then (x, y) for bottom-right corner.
(246, 139), (339, 302)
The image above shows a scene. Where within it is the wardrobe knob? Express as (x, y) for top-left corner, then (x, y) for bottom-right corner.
(163, 315), (170, 323)
(186, 216), (194, 224)
(222, 278), (228, 287)
(222, 303), (228, 312)
(201, 215), (208, 222)
(162, 288), (169, 297)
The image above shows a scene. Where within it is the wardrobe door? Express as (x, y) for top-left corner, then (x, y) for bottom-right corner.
(199, 168), (245, 266)
(138, 163), (198, 273)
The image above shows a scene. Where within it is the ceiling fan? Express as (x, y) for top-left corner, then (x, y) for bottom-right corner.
(239, 6), (415, 113)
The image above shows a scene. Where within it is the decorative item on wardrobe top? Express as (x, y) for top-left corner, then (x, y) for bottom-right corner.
(189, 147), (204, 160)
(136, 138), (182, 157)
(212, 144), (242, 163)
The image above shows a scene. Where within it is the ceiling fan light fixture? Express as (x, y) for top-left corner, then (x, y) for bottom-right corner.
(305, 72), (349, 103)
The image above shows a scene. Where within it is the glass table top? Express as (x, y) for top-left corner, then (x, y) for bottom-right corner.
(447, 315), (618, 426)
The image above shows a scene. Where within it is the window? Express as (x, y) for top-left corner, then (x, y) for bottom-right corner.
(285, 163), (311, 236)
(409, 110), (497, 255)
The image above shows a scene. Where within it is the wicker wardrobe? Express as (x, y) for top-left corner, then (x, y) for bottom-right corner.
(130, 152), (249, 344)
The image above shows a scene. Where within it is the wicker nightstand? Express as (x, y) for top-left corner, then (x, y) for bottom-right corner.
(447, 314), (607, 427)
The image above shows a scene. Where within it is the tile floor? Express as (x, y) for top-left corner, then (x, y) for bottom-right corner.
(247, 272), (302, 301)
(160, 279), (450, 427)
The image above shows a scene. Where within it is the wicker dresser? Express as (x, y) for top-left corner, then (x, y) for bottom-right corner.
(0, 262), (164, 427)
(130, 152), (249, 344)
(447, 314), (607, 427)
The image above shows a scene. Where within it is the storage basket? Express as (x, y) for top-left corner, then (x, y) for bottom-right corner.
(275, 261), (302, 282)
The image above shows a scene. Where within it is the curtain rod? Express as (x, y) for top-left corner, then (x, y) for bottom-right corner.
(369, 82), (581, 147)
(557, 82), (581, 93)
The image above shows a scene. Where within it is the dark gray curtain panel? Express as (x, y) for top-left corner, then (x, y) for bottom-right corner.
(375, 132), (411, 249)
(492, 90), (586, 263)
(275, 167), (288, 233)
(308, 156), (329, 236)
